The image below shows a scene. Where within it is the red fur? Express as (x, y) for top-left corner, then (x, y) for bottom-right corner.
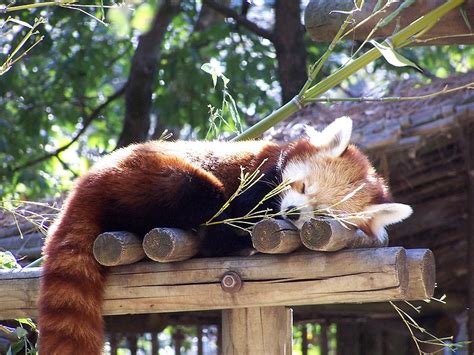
(38, 138), (389, 353)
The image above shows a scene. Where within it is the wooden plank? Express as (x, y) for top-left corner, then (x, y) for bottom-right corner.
(0, 247), (435, 320)
(222, 306), (292, 354)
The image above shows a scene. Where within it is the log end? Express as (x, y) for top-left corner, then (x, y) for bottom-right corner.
(251, 219), (300, 254)
(93, 231), (145, 267)
(300, 219), (332, 250)
(143, 228), (200, 263)
(143, 228), (175, 262)
(406, 249), (436, 300)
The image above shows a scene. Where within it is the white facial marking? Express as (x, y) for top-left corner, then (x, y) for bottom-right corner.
(280, 161), (314, 228)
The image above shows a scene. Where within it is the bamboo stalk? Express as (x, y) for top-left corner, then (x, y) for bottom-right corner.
(232, 0), (464, 141)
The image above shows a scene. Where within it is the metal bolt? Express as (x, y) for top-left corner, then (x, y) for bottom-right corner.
(221, 271), (242, 293)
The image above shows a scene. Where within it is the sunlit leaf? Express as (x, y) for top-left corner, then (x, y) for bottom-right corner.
(370, 40), (422, 71)
(107, 6), (131, 38)
(6, 18), (34, 29)
(131, 3), (154, 33)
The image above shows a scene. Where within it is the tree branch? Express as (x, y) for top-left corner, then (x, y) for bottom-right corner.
(202, 0), (275, 41)
(12, 85), (126, 173)
(117, 0), (181, 148)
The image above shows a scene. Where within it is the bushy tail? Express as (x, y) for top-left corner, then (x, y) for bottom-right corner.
(38, 208), (107, 355)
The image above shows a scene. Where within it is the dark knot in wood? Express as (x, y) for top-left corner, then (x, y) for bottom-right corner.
(221, 271), (242, 293)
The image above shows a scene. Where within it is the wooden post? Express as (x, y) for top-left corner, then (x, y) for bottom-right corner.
(197, 326), (203, 355)
(320, 323), (328, 355)
(464, 121), (474, 353)
(173, 328), (184, 355)
(301, 219), (387, 251)
(93, 231), (146, 266)
(151, 332), (159, 355)
(301, 324), (308, 355)
(142, 228), (200, 262)
(222, 306), (293, 354)
(127, 334), (138, 355)
(109, 333), (118, 355)
(251, 219), (302, 254)
(337, 322), (360, 355)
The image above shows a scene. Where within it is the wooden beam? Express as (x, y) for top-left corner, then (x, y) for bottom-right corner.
(0, 248), (435, 319)
(304, 0), (474, 45)
(222, 306), (292, 354)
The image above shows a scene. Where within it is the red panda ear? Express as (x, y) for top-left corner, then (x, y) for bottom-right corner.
(307, 116), (353, 158)
(364, 203), (413, 242)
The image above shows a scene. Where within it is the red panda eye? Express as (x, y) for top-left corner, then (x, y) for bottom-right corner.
(301, 182), (306, 194)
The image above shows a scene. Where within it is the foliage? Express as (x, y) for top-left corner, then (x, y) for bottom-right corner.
(1, 1), (472, 199)
(0, 252), (37, 354)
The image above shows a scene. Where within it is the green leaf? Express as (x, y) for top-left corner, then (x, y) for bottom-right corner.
(107, 6), (131, 38)
(131, 3), (154, 33)
(6, 18), (34, 29)
(15, 327), (28, 338)
(370, 40), (422, 71)
(200, 63), (218, 88)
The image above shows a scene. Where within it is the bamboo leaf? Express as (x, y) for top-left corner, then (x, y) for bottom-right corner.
(6, 18), (34, 29)
(370, 40), (422, 70)
(200, 63), (218, 88)
(459, 5), (472, 31)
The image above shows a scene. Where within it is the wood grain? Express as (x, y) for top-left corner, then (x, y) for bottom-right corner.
(0, 247), (435, 319)
(222, 306), (292, 354)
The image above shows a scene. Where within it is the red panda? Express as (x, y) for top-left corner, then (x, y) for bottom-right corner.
(38, 117), (412, 354)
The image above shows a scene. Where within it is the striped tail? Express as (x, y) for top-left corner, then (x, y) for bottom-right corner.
(38, 212), (107, 355)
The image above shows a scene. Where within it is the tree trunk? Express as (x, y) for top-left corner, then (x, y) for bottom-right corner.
(117, 0), (180, 148)
(273, 0), (307, 103)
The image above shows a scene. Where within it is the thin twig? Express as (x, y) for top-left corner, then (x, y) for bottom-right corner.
(202, 0), (274, 41)
(12, 85), (127, 173)
(414, 33), (474, 43)
(306, 82), (474, 103)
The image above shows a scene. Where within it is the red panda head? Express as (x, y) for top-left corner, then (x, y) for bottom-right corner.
(279, 117), (412, 243)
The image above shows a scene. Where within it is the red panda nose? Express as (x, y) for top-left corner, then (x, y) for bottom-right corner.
(286, 205), (300, 221)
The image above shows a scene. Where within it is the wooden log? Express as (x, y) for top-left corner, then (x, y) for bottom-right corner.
(222, 306), (292, 354)
(251, 219), (302, 254)
(142, 228), (200, 262)
(304, 0), (474, 45)
(300, 219), (387, 252)
(93, 231), (146, 267)
(0, 247), (428, 319)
